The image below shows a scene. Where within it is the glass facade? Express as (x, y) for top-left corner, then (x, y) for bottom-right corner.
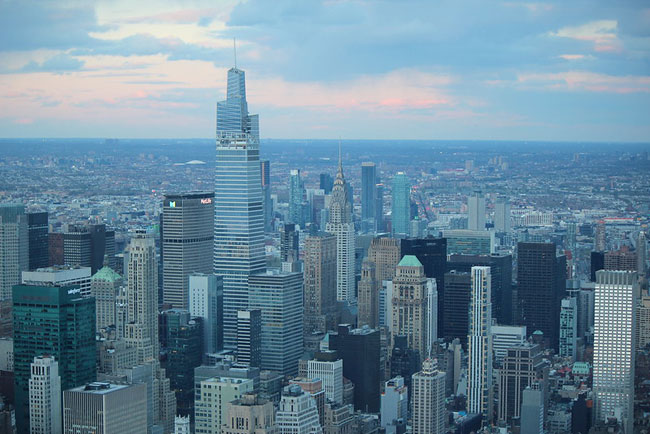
(391, 172), (410, 236)
(13, 284), (96, 433)
(214, 67), (265, 349)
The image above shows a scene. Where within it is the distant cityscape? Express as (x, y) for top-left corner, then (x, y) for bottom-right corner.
(0, 64), (649, 434)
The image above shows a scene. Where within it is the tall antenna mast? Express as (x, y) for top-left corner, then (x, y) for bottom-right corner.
(338, 137), (342, 172)
(233, 38), (237, 69)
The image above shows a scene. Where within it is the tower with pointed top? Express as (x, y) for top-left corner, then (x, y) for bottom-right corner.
(214, 64), (265, 349)
(326, 144), (356, 303)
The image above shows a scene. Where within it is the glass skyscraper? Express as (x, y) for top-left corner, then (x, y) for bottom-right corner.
(361, 162), (377, 232)
(214, 67), (265, 349)
(391, 172), (411, 236)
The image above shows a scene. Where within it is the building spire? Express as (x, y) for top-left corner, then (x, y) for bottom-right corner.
(233, 38), (237, 69)
(337, 137), (343, 177)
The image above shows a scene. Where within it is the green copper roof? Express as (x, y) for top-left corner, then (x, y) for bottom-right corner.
(398, 255), (422, 267)
(92, 266), (122, 282)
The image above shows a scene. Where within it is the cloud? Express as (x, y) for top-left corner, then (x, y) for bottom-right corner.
(550, 20), (622, 52)
(21, 53), (85, 73)
(517, 71), (650, 94)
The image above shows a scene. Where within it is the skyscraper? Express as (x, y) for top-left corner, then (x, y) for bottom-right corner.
(361, 162), (377, 232)
(261, 160), (272, 232)
(223, 394), (276, 434)
(189, 273), (224, 355)
(467, 191), (486, 231)
(63, 223), (115, 274)
(249, 270), (303, 376)
(593, 270), (637, 432)
(307, 353), (344, 405)
(91, 264), (123, 331)
(0, 203), (28, 301)
(358, 259), (378, 328)
(319, 173), (334, 195)
(368, 237), (401, 284)
(280, 223), (299, 264)
(494, 197), (510, 233)
(12, 284), (96, 433)
(276, 385), (323, 434)
(517, 242), (565, 350)
(467, 266), (493, 425)
(559, 297), (577, 360)
(27, 211), (49, 271)
(289, 169), (306, 226)
(411, 359), (446, 434)
(391, 172), (410, 236)
(29, 355), (62, 434)
(375, 183), (385, 232)
(214, 65), (265, 350)
(442, 271), (471, 343)
(237, 309), (262, 368)
(326, 146), (355, 303)
(303, 234), (337, 334)
(497, 343), (545, 424)
(329, 325), (381, 413)
(391, 256), (431, 361)
(162, 192), (214, 309)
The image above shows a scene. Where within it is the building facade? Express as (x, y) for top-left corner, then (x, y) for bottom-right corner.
(29, 355), (62, 434)
(391, 172), (410, 237)
(303, 234), (337, 334)
(411, 359), (446, 434)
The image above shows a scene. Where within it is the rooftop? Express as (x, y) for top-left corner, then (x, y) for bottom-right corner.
(398, 255), (422, 267)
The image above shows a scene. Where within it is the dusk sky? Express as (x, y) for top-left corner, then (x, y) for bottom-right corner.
(1, 0), (649, 142)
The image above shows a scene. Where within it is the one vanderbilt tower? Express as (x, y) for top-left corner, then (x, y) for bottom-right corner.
(214, 62), (265, 349)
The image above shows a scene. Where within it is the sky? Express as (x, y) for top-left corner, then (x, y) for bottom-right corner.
(0, 0), (649, 142)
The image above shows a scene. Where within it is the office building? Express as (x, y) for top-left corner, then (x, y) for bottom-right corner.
(214, 65), (265, 350)
(443, 230), (494, 256)
(160, 310), (203, 417)
(375, 184), (385, 232)
(593, 270), (637, 432)
(638, 295), (650, 351)
(27, 211), (49, 271)
(307, 353), (343, 405)
(62, 223), (115, 274)
(303, 234), (337, 334)
(280, 223), (299, 265)
(29, 355), (62, 434)
(369, 237), (401, 283)
(261, 160), (272, 232)
(223, 394), (276, 434)
(319, 173), (333, 195)
(591, 251), (605, 282)
(559, 297), (578, 360)
(91, 265), (123, 331)
(443, 271), (471, 343)
(497, 343), (545, 424)
(276, 385), (323, 434)
(162, 191), (214, 309)
(400, 237), (447, 335)
(391, 173), (410, 236)
(604, 249), (638, 272)
(491, 325), (527, 365)
(195, 376), (255, 434)
(638, 231), (647, 276)
(494, 197), (510, 233)
(12, 284), (96, 433)
(290, 378), (325, 427)
(0, 203), (28, 301)
(517, 242), (566, 351)
(447, 253), (513, 326)
(125, 231), (176, 432)
(175, 415), (191, 434)
(361, 162), (377, 232)
(467, 191), (486, 231)
(249, 270), (303, 376)
(22, 265), (92, 295)
(289, 169), (306, 226)
(391, 256), (431, 361)
(380, 376), (408, 428)
(411, 359), (446, 434)
(63, 382), (147, 434)
(329, 325), (380, 413)
(189, 273), (224, 355)
(467, 266), (493, 425)
(520, 384), (544, 434)
(326, 147), (355, 303)
(237, 309), (261, 368)
(358, 259), (378, 328)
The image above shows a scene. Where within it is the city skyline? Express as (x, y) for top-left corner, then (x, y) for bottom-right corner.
(0, 1), (649, 142)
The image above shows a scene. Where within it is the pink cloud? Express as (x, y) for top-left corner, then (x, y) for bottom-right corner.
(121, 9), (219, 25)
(550, 20), (622, 53)
(13, 118), (34, 124)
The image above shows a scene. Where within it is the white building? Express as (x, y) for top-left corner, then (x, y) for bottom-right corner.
(29, 356), (62, 434)
(276, 385), (322, 434)
(63, 382), (147, 434)
(593, 270), (637, 433)
(411, 359), (446, 434)
(307, 356), (343, 405)
(380, 377), (408, 428)
(189, 273), (223, 355)
(194, 376), (254, 434)
(175, 415), (191, 434)
(0, 338), (13, 371)
(22, 265), (91, 296)
(491, 324), (526, 365)
(467, 266), (493, 425)
(494, 198), (511, 232)
(426, 279), (438, 358)
(467, 191), (486, 231)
